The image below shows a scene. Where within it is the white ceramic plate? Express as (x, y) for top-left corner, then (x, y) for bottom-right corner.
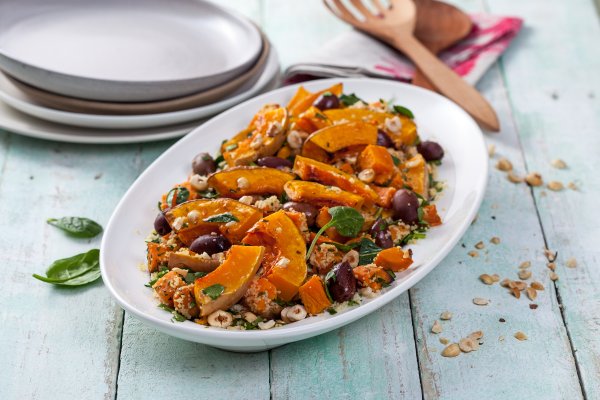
(0, 74), (280, 144)
(0, 48), (279, 130)
(101, 78), (488, 352)
(0, 0), (262, 102)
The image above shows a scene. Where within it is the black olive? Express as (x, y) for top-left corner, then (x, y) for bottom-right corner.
(392, 189), (419, 225)
(154, 213), (172, 236)
(282, 201), (319, 226)
(256, 156), (293, 170)
(313, 93), (340, 111)
(376, 129), (394, 148)
(327, 261), (357, 302)
(374, 230), (393, 249)
(370, 217), (386, 236)
(417, 141), (444, 162)
(192, 152), (217, 176)
(189, 234), (231, 255)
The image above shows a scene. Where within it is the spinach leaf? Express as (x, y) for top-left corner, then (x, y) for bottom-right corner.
(166, 187), (190, 206)
(392, 105), (415, 119)
(340, 93), (364, 106)
(32, 249), (100, 286)
(145, 266), (169, 287)
(47, 217), (103, 238)
(203, 212), (239, 223)
(358, 238), (382, 265)
(202, 284), (225, 300)
(306, 206), (364, 260)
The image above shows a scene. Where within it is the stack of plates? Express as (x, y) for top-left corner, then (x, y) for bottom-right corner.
(0, 0), (280, 143)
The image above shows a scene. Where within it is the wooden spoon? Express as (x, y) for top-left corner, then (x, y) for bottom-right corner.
(413, 0), (473, 90)
(324, 0), (499, 131)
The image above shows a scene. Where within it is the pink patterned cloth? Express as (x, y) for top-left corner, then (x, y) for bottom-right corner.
(283, 14), (523, 85)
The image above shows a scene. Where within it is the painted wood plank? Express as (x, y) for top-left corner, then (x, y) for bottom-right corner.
(270, 294), (422, 400)
(261, 0), (349, 69)
(0, 135), (168, 400)
(484, 0), (600, 397)
(116, 315), (270, 399)
(409, 61), (584, 399)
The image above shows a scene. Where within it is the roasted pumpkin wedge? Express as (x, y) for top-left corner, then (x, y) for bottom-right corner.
(168, 249), (220, 272)
(298, 275), (332, 315)
(287, 83), (343, 116)
(193, 245), (265, 317)
(400, 154), (429, 198)
(165, 198), (263, 245)
(293, 156), (379, 204)
(357, 145), (395, 185)
(207, 167), (295, 199)
(284, 180), (364, 208)
(324, 109), (418, 146)
(303, 121), (377, 153)
(300, 140), (330, 163)
(374, 247), (413, 272)
(222, 106), (289, 166)
(242, 210), (307, 301)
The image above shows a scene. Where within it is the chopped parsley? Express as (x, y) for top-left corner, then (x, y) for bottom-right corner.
(202, 284), (225, 300)
(203, 212), (239, 223)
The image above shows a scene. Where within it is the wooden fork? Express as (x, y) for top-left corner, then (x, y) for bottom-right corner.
(324, 0), (500, 132)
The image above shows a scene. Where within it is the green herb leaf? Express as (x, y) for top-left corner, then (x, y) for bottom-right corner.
(326, 307), (338, 315)
(330, 241), (361, 252)
(32, 249), (100, 286)
(393, 105), (415, 119)
(391, 155), (401, 166)
(214, 154), (225, 165)
(340, 93), (364, 106)
(225, 143), (238, 152)
(158, 304), (187, 322)
(198, 190), (219, 199)
(203, 212), (239, 223)
(47, 217), (103, 238)
(347, 299), (359, 306)
(305, 206), (364, 260)
(358, 238), (382, 265)
(145, 266), (169, 287)
(184, 271), (207, 284)
(400, 230), (427, 246)
(202, 284), (225, 300)
(315, 112), (328, 120)
(166, 187), (190, 206)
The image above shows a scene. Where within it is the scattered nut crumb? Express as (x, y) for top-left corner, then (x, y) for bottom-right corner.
(511, 287), (521, 299)
(518, 270), (532, 280)
(473, 297), (489, 306)
(519, 261), (531, 269)
(529, 304), (538, 310)
(475, 241), (485, 250)
(500, 278), (511, 288)
(544, 248), (557, 262)
(507, 172), (523, 183)
(439, 337), (449, 345)
(459, 337), (479, 353)
(526, 287), (537, 300)
(431, 320), (443, 334)
(499, 335), (505, 342)
(551, 159), (567, 169)
(514, 331), (528, 341)
(566, 258), (577, 268)
(441, 343), (461, 357)
(567, 181), (578, 190)
(496, 158), (513, 171)
(499, 318), (506, 323)
(440, 311), (453, 321)
(550, 272), (559, 281)
(547, 181), (564, 191)
(468, 250), (479, 257)
(531, 281), (545, 291)
(490, 237), (501, 244)
(468, 330), (484, 340)
(525, 172), (543, 187)
(479, 274), (494, 285)
(547, 262), (556, 271)
(509, 281), (527, 291)
(491, 274), (500, 282)
(488, 144), (496, 157)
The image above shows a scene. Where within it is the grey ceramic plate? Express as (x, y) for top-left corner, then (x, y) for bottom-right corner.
(0, 0), (262, 102)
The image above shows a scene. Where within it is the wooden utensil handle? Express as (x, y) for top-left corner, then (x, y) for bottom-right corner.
(394, 35), (500, 132)
(412, 68), (437, 91)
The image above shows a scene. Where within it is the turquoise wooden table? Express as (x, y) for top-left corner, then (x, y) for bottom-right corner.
(1, 0), (599, 399)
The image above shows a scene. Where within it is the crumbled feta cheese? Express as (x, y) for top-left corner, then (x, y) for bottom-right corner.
(276, 257), (290, 268)
(238, 195), (254, 205)
(172, 217), (185, 230)
(250, 133), (263, 149)
(187, 210), (200, 223)
(254, 195), (282, 212)
(237, 176), (250, 189)
(384, 116), (402, 133)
